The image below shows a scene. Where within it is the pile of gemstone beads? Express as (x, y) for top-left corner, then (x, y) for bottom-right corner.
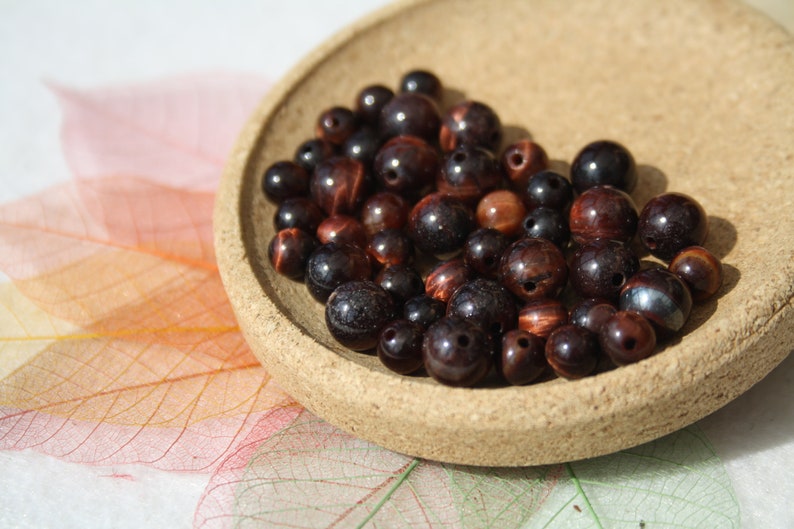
(263, 69), (724, 388)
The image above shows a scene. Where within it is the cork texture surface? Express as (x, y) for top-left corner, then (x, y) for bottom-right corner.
(214, 0), (794, 465)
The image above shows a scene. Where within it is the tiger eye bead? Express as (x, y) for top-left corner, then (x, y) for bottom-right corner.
(523, 170), (573, 211)
(315, 106), (358, 146)
(367, 229), (414, 268)
(375, 264), (425, 305)
(304, 242), (372, 303)
(373, 135), (439, 197)
(341, 126), (381, 166)
(310, 156), (369, 216)
(638, 193), (709, 261)
(399, 69), (443, 101)
(273, 197), (325, 233)
(408, 193), (475, 258)
(379, 92), (441, 143)
(499, 329), (547, 386)
(569, 298), (617, 334)
(476, 189), (527, 237)
(517, 298), (568, 339)
(619, 267), (693, 336)
(520, 207), (570, 248)
(439, 100), (503, 153)
(316, 215), (367, 248)
(262, 160), (310, 202)
(668, 246), (723, 302)
(569, 185), (639, 244)
(463, 228), (510, 279)
(403, 294), (446, 329)
(267, 228), (317, 279)
(437, 146), (503, 205)
(424, 258), (472, 303)
(446, 278), (518, 339)
(294, 138), (335, 173)
(325, 280), (395, 351)
(377, 319), (425, 375)
(570, 140), (638, 193)
(360, 191), (410, 236)
(501, 140), (550, 191)
(545, 325), (600, 379)
(423, 316), (493, 387)
(355, 84), (394, 125)
(599, 310), (657, 366)
(569, 239), (640, 300)
(499, 238), (568, 302)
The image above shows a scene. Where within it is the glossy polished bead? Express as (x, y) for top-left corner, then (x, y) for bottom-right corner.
(619, 267), (693, 335)
(377, 319), (425, 374)
(599, 311), (657, 366)
(408, 193), (475, 258)
(360, 191), (410, 235)
(262, 160), (309, 202)
(403, 294), (446, 329)
(399, 69), (443, 101)
(379, 92), (441, 143)
(304, 242), (372, 303)
(523, 170), (573, 211)
(341, 126), (381, 165)
(463, 227), (510, 279)
(373, 135), (439, 197)
(569, 185), (638, 244)
(424, 258), (472, 303)
(501, 140), (549, 191)
(375, 264), (425, 304)
(310, 156), (369, 216)
(545, 325), (600, 379)
(315, 106), (358, 146)
(521, 206), (570, 248)
(499, 329), (547, 386)
(437, 146), (503, 205)
(570, 140), (638, 193)
(517, 298), (568, 339)
(423, 317), (493, 387)
(638, 193), (709, 261)
(446, 278), (518, 338)
(325, 280), (395, 351)
(355, 84), (394, 125)
(439, 100), (502, 153)
(316, 215), (367, 248)
(476, 189), (527, 237)
(569, 298), (617, 334)
(267, 228), (317, 279)
(499, 238), (568, 301)
(569, 239), (640, 300)
(273, 197), (325, 233)
(668, 246), (723, 301)
(293, 138), (335, 173)
(367, 228), (414, 268)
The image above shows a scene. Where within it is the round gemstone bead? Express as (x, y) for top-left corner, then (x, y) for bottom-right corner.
(304, 242), (372, 303)
(499, 237), (568, 302)
(476, 189), (527, 237)
(439, 100), (502, 153)
(437, 146), (503, 205)
(267, 228), (317, 279)
(315, 106), (358, 146)
(262, 160), (309, 202)
(569, 185), (639, 244)
(341, 126), (381, 165)
(423, 317), (493, 387)
(569, 298), (617, 334)
(293, 138), (334, 173)
(638, 192), (709, 261)
(316, 215), (367, 248)
(403, 294), (446, 329)
(463, 227), (510, 279)
(446, 278), (518, 339)
(424, 258), (472, 304)
(619, 267), (693, 335)
(517, 298), (568, 339)
(325, 280), (395, 351)
(569, 239), (640, 300)
(355, 84), (394, 125)
(399, 69), (443, 101)
(379, 92), (441, 143)
(501, 140), (550, 192)
(377, 319), (425, 374)
(570, 139), (638, 193)
(599, 310), (657, 366)
(373, 135), (439, 197)
(360, 191), (410, 236)
(522, 170), (573, 211)
(375, 264), (425, 304)
(545, 325), (600, 379)
(310, 156), (369, 216)
(668, 246), (723, 301)
(273, 197), (325, 233)
(366, 228), (414, 268)
(408, 193), (475, 258)
(499, 329), (547, 386)
(520, 206), (570, 248)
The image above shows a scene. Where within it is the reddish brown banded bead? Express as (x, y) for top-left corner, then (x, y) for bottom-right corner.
(315, 106), (358, 146)
(638, 193), (709, 261)
(499, 238), (568, 302)
(599, 310), (657, 366)
(425, 258), (472, 303)
(310, 156), (368, 216)
(373, 135), (439, 197)
(267, 228), (317, 279)
(501, 140), (550, 191)
(499, 329), (547, 386)
(619, 267), (693, 336)
(668, 246), (723, 301)
(517, 298), (568, 339)
(439, 100), (502, 153)
(476, 189), (527, 237)
(360, 191), (410, 235)
(367, 229), (414, 268)
(569, 185), (639, 244)
(437, 146), (503, 206)
(545, 325), (600, 379)
(316, 215), (367, 248)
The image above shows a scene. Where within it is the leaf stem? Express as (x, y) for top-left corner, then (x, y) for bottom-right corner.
(565, 462), (603, 529)
(355, 458), (419, 529)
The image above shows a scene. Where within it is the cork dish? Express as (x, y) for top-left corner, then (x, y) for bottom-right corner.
(214, 0), (794, 466)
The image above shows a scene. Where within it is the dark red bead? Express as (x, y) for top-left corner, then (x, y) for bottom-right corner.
(325, 280), (395, 351)
(360, 191), (410, 236)
(377, 319), (425, 374)
(501, 139), (550, 192)
(408, 193), (475, 258)
(517, 298), (568, 339)
(355, 84), (394, 125)
(668, 246), (723, 302)
(569, 185), (639, 244)
(399, 69), (443, 101)
(375, 264), (425, 304)
(599, 311), (657, 366)
(439, 100), (502, 153)
(315, 106), (358, 146)
(341, 126), (382, 166)
(619, 267), (693, 335)
(403, 294), (446, 329)
(267, 228), (317, 279)
(316, 215), (367, 248)
(521, 206), (570, 248)
(379, 92), (441, 143)
(638, 193), (709, 261)
(304, 242), (372, 303)
(293, 138), (335, 173)
(437, 146), (503, 205)
(545, 325), (600, 379)
(499, 238), (568, 302)
(570, 140), (638, 193)
(262, 160), (309, 202)
(423, 317), (493, 387)
(499, 329), (547, 386)
(569, 298), (617, 334)
(310, 156), (369, 216)
(373, 135), (439, 197)
(424, 258), (472, 303)
(476, 189), (527, 237)
(569, 239), (640, 300)
(273, 197), (325, 233)
(463, 227), (510, 279)
(446, 278), (518, 339)
(367, 228), (414, 268)
(522, 170), (573, 211)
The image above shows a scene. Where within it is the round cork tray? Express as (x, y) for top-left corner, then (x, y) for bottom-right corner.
(215, 0), (794, 466)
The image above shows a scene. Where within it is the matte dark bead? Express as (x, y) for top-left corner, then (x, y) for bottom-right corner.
(325, 280), (395, 351)
(569, 185), (639, 244)
(446, 278), (518, 339)
(638, 193), (709, 261)
(373, 135), (439, 197)
(520, 206), (570, 248)
(355, 84), (394, 125)
(545, 325), (600, 379)
(476, 189), (527, 237)
(423, 317), (493, 387)
(304, 242), (372, 303)
(403, 294), (446, 329)
(379, 92), (441, 143)
(360, 191), (410, 236)
(375, 264), (425, 304)
(499, 238), (568, 302)
(293, 138), (335, 173)
(377, 319), (425, 374)
(316, 215), (367, 248)
(501, 140), (550, 192)
(408, 193), (475, 258)
(570, 140), (638, 193)
(517, 298), (568, 339)
(569, 239), (640, 300)
(310, 156), (369, 216)
(439, 100), (502, 153)
(499, 329), (547, 386)
(599, 310), (657, 366)
(273, 197), (325, 233)
(315, 106), (358, 146)
(463, 227), (510, 279)
(341, 126), (382, 166)
(437, 146), (503, 205)
(399, 69), (443, 101)
(619, 267), (693, 335)
(569, 298), (617, 334)
(523, 170), (573, 211)
(267, 228), (317, 279)
(367, 228), (414, 268)
(262, 160), (309, 202)
(668, 246), (723, 302)
(424, 258), (472, 303)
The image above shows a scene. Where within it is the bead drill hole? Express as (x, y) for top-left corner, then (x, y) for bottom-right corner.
(523, 281), (536, 292)
(384, 170), (398, 182)
(510, 153), (524, 167)
(623, 338), (637, 350)
(490, 322), (503, 335)
(383, 329), (396, 341)
(453, 152), (467, 163)
(611, 273), (625, 286)
(457, 334), (470, 347)
(524, 218), (536, 229)
(517, 337), (530, 348)
(645, 237), (657, 250)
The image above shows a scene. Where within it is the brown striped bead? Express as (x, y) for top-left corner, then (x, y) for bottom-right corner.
(310, 156), (369, 216)
(316, 215), (367, 248)
(668, 246), (723, 301)
(476, 189), (527, 237)
(569, 186), (638, 244)
(424, 258), (472, 303)
(360, 191), (410, 235)
(499, 238), (568, 302)
(501, 139), (549, 191)
(267, 228), (317, 279)
(517, 298), (568, 339)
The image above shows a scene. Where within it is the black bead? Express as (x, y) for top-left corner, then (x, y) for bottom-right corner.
(422, 316), (493, 387)
(367, 228), (414, 268)
(499, 237), (568, 302)
(499, 329), (547, 386)
(463, 227), (510, 279)
(520, 206), (570, 248)
(439, 100), (502, 153)
(377, 319), (425, 374)
(569, 239), (640, 300)
(341, 126), (382, 166)
(325, 280), (395, 351)
(304, 242), (372, 303)
(403, 295), (446, 329)
(399, 69), (443, 101)
(375, 264), (425, 304)
(373, 135), (439, 197)
(355, 84), (394, 125)
(294, 138), (335, 173)
(638, 192), (709, 261)
(273, 197), (325, 233)
(545, 325), (600, 379)
(569, 298), (617, 334)
(523, 170), (573, 211)
(315, 106), (358, 146)
(262, 160), (309, 202)
(570, 140), (638, 193)
(408, 193), (475, 258)
(437, 145), (503, 206)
